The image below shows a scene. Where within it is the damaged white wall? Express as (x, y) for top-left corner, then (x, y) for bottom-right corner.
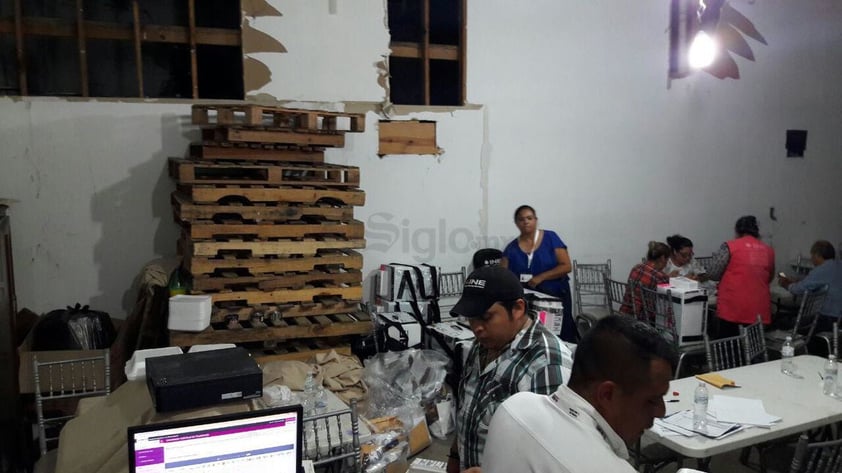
(0, 0), (841, 317)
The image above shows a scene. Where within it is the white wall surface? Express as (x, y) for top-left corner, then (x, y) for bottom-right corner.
(0, 100), (192, 317)
(1, 0), (840, 317)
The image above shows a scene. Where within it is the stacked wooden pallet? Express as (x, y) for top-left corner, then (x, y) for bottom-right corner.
(168, 104), (371, 360)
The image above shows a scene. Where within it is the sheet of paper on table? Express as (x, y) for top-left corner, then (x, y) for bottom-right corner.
(709, 395), (781, 427)
(652, 418), (694, 437)
(660, 410), (744, 439)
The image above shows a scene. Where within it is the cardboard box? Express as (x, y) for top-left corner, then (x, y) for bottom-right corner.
(366, 415), (431, 456)
(17, 316), (117, 393)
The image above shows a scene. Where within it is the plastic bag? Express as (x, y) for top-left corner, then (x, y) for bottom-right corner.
(362, 434), (408, 473)
(363, 349), (450, 434)
(32, 303), (116, 350)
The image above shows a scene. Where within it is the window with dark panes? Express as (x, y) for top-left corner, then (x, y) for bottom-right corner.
(387, 0), (465, 106)
(0, 0), (242, 99)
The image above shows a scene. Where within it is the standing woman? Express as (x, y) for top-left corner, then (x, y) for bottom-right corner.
(501, 205), (575, 341)
(707, 215), (775, 338)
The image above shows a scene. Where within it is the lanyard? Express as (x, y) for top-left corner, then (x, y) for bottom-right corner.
(526, 229), (540, 270)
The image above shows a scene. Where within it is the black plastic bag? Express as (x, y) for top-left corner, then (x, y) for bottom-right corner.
(32, 303), (116, 351)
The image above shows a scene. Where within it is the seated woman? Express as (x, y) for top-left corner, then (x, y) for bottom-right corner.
(664, 234), (708, 281)
(501, 205), (575, 341)
(619, 241), (671, 321)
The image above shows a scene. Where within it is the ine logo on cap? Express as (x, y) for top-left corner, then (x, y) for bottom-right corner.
(464, 278), (486, 289)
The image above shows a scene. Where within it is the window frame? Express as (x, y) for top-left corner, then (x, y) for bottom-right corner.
(388, 0), (466, 106)
(0, 0), (242, 99)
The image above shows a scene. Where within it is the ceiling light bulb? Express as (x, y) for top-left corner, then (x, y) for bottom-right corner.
(688, 31), (717, 69)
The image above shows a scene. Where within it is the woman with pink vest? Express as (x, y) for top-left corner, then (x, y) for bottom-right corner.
(707, 216), (775, 338)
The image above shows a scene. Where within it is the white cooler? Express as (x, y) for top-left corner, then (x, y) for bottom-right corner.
(657, 285), (708, 346)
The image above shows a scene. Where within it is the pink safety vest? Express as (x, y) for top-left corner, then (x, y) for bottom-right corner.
(717, 236), (775, 324)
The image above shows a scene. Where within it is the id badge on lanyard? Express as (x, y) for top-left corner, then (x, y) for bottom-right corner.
(520, 229), (540, 283)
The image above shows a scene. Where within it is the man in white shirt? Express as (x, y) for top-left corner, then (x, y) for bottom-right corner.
(481, 316), (677, 473)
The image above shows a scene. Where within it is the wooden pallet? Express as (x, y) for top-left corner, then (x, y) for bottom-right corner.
(169, 159), (360, 187)
(192, 104), (365, 133)
(190, 143), (325, 163)
(178, 185), (366, 206)
(202, 127), (345, 147)
(204, 284), (363, 306)
(185, 249), (363, 275)
(192, 269), (362, 292)
(183, 236), (366, 257)
(184, 219), (364, 240)
(172, 192), (355, 222)
(211, 300), (361, 323)
(251, 341), (354, 364)
(169, 312), (372, 346)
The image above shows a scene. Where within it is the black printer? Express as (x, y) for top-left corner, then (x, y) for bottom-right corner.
(145, 347), (262, 412)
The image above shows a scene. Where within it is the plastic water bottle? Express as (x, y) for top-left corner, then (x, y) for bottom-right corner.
(313, 384), (328, 414)
(781, 336), (795, 375)
(693, 382), (709, 431)
(823, 355), (838, 396)
(302, 371), (317, 415)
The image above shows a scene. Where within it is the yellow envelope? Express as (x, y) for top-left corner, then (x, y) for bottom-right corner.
(695, 372), (739, 389)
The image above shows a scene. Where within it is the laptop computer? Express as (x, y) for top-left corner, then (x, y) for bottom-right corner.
(128, 404), (303, 473)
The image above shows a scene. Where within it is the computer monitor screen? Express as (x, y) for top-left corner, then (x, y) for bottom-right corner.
(128, 405), (303, 473)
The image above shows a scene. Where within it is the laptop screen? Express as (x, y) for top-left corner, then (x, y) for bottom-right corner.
(128, 405), (303, 473)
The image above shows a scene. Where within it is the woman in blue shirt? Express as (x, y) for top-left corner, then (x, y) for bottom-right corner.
(501, 205), (575, 341)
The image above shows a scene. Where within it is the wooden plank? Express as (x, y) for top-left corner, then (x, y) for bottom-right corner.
(185, 237), (366, 257)
(389, 42), (459, 61)
(13, 0), (26, 95)
(459, 0), (466, 105)
(422, 0), (430, 106)
(378, 120), (439, 155)
(185, 249), (363, 276)
(207, 285), (363, 306)
(191, 104), (365, 132)
(171, 192), (355, 223)
(0, 18), (239, 46)
(202, 127), (345, 147)
(190, 144), (325, 163)
(169, 158), (360, 187)
(211, 300), (361, 323)
(181, 185), (366, 206)
(131, 0), (143, 97)
(185, 220), (365, 240)
(193, 269), (362, 292)
(187, 0), (198, 99)
(75, 0), (89, 97)
(168, 314), (372, 346)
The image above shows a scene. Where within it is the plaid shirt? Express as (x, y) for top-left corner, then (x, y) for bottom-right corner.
(456, 320), (567, 470)
(620, 262), (669, 319)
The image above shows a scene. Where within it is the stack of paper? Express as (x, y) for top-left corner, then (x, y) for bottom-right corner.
(652, 396), (781, 439)
(708, 396), (781, 427)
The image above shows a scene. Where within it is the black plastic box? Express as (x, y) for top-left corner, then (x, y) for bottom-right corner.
(146, 347), (262, 412)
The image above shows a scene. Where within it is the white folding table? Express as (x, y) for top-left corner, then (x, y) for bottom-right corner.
(644, 355), (842, 460)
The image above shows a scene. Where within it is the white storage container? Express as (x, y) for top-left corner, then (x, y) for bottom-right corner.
(124, 347), (183, 381)
(167, 295), (212, 332)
